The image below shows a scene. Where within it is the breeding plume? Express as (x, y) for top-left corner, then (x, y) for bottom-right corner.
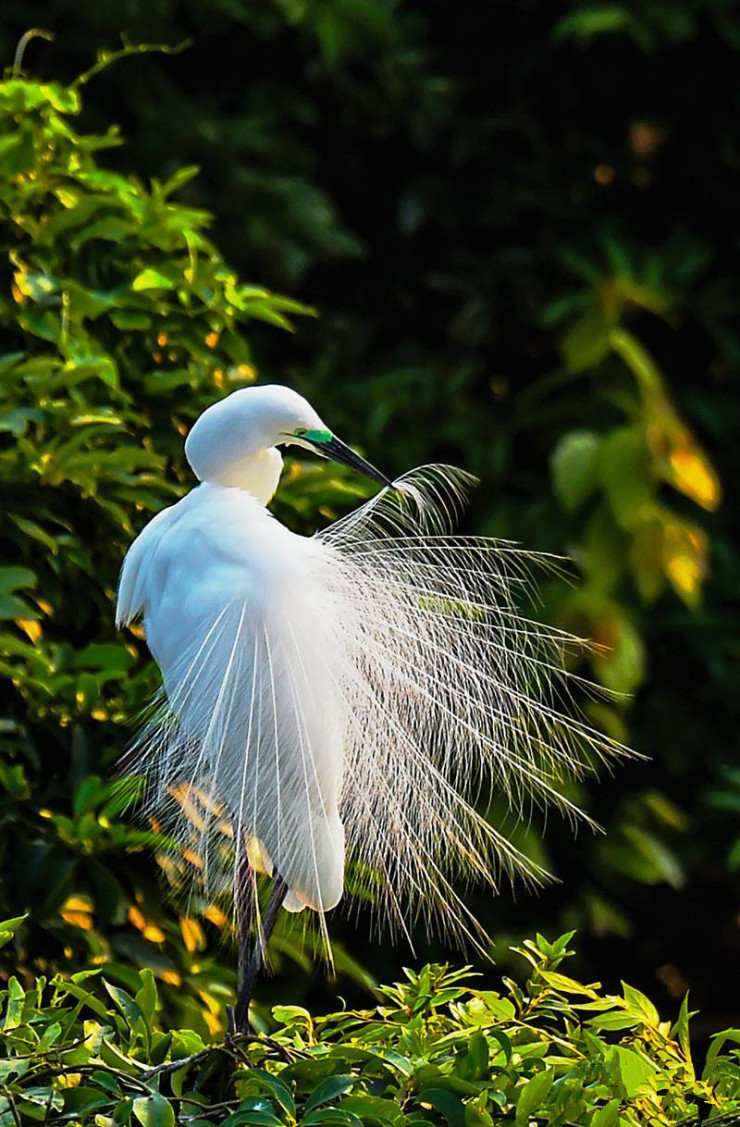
(117, 384), (626, 1028)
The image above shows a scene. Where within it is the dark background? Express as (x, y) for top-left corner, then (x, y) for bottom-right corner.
(1, 0), (739, 1043)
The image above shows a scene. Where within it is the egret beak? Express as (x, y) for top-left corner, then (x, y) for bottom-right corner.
(309, 434), (392, 489)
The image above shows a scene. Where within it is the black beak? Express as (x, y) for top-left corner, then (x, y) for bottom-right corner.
(309, 434), (392, 489)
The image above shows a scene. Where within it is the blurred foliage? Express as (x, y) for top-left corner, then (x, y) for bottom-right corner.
(0, 64), (374, 1034)
(0, 0), (739, 1041)
(1, 921), (739, 1125)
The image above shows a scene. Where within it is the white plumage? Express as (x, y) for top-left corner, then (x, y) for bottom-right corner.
(117, 384), (628, 957)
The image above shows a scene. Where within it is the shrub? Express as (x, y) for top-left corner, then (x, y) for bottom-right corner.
(2, 26), (737, 1035)
(0, 59), (369, 1030)
(0, 923), (737, 1126)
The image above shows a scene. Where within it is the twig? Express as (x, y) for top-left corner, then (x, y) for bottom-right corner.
(5, 1092), (22, 1127)
(228, 1030), (302, 1064)
(10, 29), (54, 77)
(71, 38), (191, 90)
(143, 1047), (223, 1080)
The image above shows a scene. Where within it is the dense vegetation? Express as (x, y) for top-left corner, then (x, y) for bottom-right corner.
(0, 0), (738, 1096)
(0, 65), (372, 1034)
(2, 922), (739, 1125)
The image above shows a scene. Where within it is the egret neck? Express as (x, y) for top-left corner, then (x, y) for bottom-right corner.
(199, 445), (284, 504)
(184, 392), (286, 503)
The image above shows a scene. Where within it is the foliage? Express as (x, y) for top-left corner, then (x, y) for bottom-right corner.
(0, 923), (738, 1126)
(0, 0), (738, 1034)
(0, 66), (373, 1032)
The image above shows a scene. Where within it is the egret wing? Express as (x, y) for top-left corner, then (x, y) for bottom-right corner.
(118, 485), (346, 916)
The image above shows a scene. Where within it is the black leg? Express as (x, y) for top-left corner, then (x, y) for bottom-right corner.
(231, 871), (288, 1034)
(230, 844), (254, 1035)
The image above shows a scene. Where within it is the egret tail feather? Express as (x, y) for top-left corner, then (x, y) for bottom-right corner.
(120, 464), (632, 951)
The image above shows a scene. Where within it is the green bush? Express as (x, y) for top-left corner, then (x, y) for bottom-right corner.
(1, 12), (738, 1032)
(6, 4), (732, 965)
(0, 61), (374, 1032)
(0, 922), (737, 1126)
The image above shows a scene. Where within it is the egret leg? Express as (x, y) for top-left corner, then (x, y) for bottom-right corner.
(230, 844), (255, 1035)
(231, 871), (288, 1033)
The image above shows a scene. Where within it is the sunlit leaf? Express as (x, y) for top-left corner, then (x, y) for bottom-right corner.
(131, 269), (176, 292)
(662, 517), (708, 608)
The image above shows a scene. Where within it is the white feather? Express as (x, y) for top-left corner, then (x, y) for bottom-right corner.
(116, 386), (632, 953)
(118, 462), (630, 948)
(119, 483), (346, 914)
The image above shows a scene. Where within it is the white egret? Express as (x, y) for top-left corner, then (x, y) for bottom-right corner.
(116, 384), (627, 1030)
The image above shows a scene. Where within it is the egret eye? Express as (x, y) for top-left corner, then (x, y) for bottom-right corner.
(289, 426), (333, 444)
(302, 428), (333, 444)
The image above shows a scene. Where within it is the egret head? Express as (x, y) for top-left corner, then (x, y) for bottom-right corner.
(185, 385), (391, 492)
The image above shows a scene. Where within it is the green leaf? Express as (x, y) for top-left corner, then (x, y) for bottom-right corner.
(0, 593), (39, 619)
(598, 426), (653, 531)
(73, 217), (138, 247)
(702, 1028), (740, 1081)
(248, 1069), (295, 1116)
(551, 430), (601, 512)
(0, 566), (36, 595)
(590, 1100), (620, 1127)
(586, 1011), (640, 1031)
(514, 1069), (553, 1126)
(132, 1095), (176, 1127)
(16, 1087), (64, 1117)
(0, 131), (35, 175)
(561, 314), (610, 373)
(3, 977), (25, 1030)
(582, 508), (626, 591)
(467, 1031), (489, 1074)
(223, 1113), (283, 1127)
(621, 981), (660, 1026)
(104, 982), (147, 1032)
(416, 1090), (465, 1127)
(0, 916), (27, 947)
(629, 519), (665, 602)
(110, 309), (153, 330)
(169, 1028), (207, 1058)
(135, 968), (158, 1024)
(272, 1003), (313, 1029)
(57, 981), (109, 1020)
(621, 825), (685, 888)
(0, 407), (46, 435)
(539, 970), (599, 996)
(455, 1034), (490, 1082)
(464, 1100), (494, 1127)
(40, 83), (81, 113)
(60, 1086), (109, 1117)
(113, 1096), (134, 1122)
(553, 6), (632, 42)
(305, 1075), (356, 1112)
(159, 165), (201, 198)
(131, 269), (176, 291)
(341, 1095), (406, 1126)
(473, 993), (516, 1022)
(585, 596), (646, 695)
(670, 993), (693, 1062)
(302, 1112), (363, 1127)
(487, 1029), (513, 1066)
(609, 1046), (657, 1097)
